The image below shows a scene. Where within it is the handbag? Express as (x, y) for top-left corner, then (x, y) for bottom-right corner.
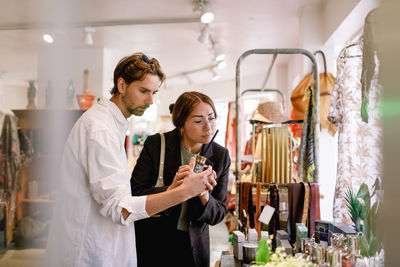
(151, 133), (167, 218)
(155, 133), (165, 187)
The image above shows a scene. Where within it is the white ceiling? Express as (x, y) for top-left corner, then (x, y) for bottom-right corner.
(0, 0), (323, 88)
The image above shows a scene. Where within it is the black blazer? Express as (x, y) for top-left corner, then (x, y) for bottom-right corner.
(131, 128), (231, 267)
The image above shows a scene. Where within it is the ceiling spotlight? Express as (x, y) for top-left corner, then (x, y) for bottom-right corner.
(43, 34), (54, 44)
(201, 10), (214, 24)
(215, 53), (225, 62)
(84, 27), (95, 46)
(218, 61), (227, 69)
(183, 74), (193, 85)
(197, 25), (210, 45)
(197, 0), (214, 24)
(210, 68), (220, 81)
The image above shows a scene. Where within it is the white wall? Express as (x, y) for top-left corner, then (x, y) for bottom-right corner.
(294, 0), (379, 221)
(36, 47), (104, 109)
(323, 0), (361, 43)
(158, 64), (284, 117)
(102, 48), (114, 99)
(1, 46), (113, 112)
(0, 44), (38, 113)
(0, 79), (32, 113)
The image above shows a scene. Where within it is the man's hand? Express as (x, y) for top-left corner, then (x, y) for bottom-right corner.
(167, 164), (191, 191)
(121, 208), (130, 220)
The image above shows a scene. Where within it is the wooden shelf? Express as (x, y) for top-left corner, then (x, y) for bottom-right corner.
(21, 198), (54, 204)
(12, 109), (84, 129)
(8, 108), (84, 247)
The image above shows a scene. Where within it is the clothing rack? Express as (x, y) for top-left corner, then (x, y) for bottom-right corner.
(237, 181), (289, 240)
(238, 181), (321, 245)
(235, 49), (320, 182)
(312, 50), (330, 79)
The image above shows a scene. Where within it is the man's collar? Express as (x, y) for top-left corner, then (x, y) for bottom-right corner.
(99, 97), (129, 131)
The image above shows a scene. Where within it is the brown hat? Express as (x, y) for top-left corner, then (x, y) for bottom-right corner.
(250, 101), (290, 123)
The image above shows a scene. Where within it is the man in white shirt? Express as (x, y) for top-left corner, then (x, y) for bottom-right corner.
(45, 53), (215, 266)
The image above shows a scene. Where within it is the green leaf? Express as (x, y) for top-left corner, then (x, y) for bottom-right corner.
(345, 187), (364, 231)
(357, 184), (371, 212)
(350, 179), (384, 257)
(255, 237), (269, 264)
(359, 234), (370, 257)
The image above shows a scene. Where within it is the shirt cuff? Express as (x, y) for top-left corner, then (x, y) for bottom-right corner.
(118, 195), (149, 226)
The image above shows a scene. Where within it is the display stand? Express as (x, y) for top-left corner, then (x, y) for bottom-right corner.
(227, 49), (321, 262)
(235, 48), (320, 181)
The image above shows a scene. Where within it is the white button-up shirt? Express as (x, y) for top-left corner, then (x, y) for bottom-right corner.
(46, 98), (149, 267)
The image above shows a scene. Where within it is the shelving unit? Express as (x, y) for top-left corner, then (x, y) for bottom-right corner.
(21, 199), (54, 204)
(10, 109), (84, 246)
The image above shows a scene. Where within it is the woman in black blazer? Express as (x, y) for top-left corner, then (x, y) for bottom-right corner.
(131, 91), (231, 267)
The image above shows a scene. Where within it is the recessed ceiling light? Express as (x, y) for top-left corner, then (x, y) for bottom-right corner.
(43, 34), (54, 44)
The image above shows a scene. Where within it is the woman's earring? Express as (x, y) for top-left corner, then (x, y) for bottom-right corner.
(180, 130), (184, 136)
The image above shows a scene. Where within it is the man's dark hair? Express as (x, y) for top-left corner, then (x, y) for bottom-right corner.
(110, 52), (165, 95)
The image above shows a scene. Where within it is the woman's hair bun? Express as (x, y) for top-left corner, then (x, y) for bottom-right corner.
(168, 103), (175, 114)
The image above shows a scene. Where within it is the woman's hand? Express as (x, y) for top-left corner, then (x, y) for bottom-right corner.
(199, 170), (217, 205)
(179, 158), (214, 198)
(167, 164), (191, 191)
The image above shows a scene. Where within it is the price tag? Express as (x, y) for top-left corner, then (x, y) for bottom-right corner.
(258, 205), (275, 225)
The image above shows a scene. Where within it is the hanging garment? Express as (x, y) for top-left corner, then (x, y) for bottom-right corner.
(225, 101), (240, 159)
(268, 185), (280, 250)
(309, 183), (321, 236)
(328, 43), (382, 224)
(255, 183), (262, 237)
(239, 182), (251, 229)
(291, 72), (336, 132)
(301, 183), (310, 225)
(0, 113), (22, 245)
(361, 8), (380, 123)
(0, 114), (21, 192)
(17, 129), (34, 170)
(289, 110), (302, 138)
(287, 183), (305, 244)
(254, 125), (292, 184)
(297, 87), (318, 183)
(248, 184), (255, 228)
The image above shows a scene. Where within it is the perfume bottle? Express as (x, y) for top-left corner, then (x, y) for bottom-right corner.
(194, 155), (207, 173)
(341, 250), (355, 267)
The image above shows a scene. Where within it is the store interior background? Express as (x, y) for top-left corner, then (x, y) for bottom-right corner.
(0, 0), (378, 219)
(1, 0), (399, 265)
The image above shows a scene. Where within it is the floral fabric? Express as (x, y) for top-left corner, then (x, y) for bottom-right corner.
(0, 113), (22, 242)
(328, 44), (382, 224)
